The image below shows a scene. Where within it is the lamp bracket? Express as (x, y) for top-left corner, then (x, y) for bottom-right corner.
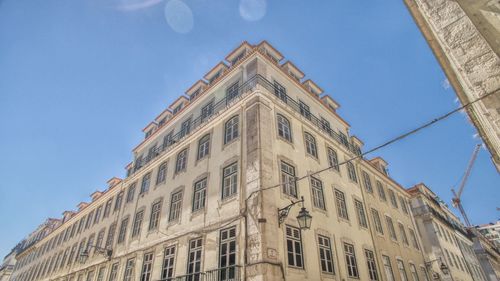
(277, 196), (304, 227)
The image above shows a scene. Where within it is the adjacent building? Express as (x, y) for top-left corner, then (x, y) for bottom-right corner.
(476, 221), (500, 249)
(403, 0), (500, 171)
(409, 183), (488, 281)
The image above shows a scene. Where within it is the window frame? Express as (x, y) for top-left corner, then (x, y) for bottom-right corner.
(224, 115), (239, 144)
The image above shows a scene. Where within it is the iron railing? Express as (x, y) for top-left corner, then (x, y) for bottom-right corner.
(130, 74), (362, 176)
(159, 265), (242, 281)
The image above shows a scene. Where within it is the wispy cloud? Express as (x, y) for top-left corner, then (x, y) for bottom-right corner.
(116, 0), (164, 11)
(442, 78), (451, 90)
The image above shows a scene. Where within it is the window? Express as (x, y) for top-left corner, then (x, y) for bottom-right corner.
(434, 223), (442, 237)
(187, 238), (203, 281)
(149, 201), (162, 230)
(420, 266), (430, 281)
(175, 149), (188, 173)
(399, 196), (409, 214)
(197, 134), (210, 160)
(219, 227), (237, 280)
(317, 235), (334, 274)
(399, 223), (409, 245)
(320, 117), (331, 132)
(365, 250), (379, 280)
(274, 81), (287, 102)
(192, 178), (207, 212)
(409, 263), (420, 281)
(299, 101), (311, 120)
(86, 270), (94, 281)
(96, 266), (105, 281)
(147, 144), (157, 160)
(173, 104), (182, 115)
(286, 225), (303, 268)
(131, 210), (144, 237)
(67, 244), (77, 266)
(76, 239), (86, 263)
(163, 131), (173, 148)
(386, 216), (397, 240)
(180, 118), (192, 138)
(224, 116), (239, 144)
(335, 189), (349, 220)
(347, 162), (358, 182)
(327, 147), (340, 172)
(105, 223), (116, 249)
(201, 101), (214, 121)
(114, 191), (124, 212)
(140, 252), (153, 281)
(94, 205), (103, 225)
(277, 114), (292, 142)
(362, 171), (373, 193)
(397, 260), (408, 281)
(371, 209), (384, 234)
(304, 132), (317, 158)
(126, 183), (136, 203)
(222, 162), (238, 199)
(344, 243), (359, 278)
(85, 211), (94, 229)
(103, 199), (112, 218)
(376, 181), (387, 201)
(280, 161), (297, 198)
(156, 162), (168, 185)
(355, 200), (368, 228)
(388, 189), (398, 208)
(161, 246), (176, 280)
(118, 218), (129, 244)
(123, 258), (135, 281)
(382, 256), (395, 281)
(169, 191), (183, 222)
(310, 177), (325, 210)
(96, 229), (105, 249)
(226, 81), (239, 103)
(140, 173), (151, 194)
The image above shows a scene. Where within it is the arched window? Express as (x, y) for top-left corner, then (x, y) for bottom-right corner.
(224, 116), (239, 144)
(156, 162), (168, 185)
(277, 114), (292, 142)
(197, 134), (210, 160)
(175, 149), (188, 173)
(304, 132), (318, 158)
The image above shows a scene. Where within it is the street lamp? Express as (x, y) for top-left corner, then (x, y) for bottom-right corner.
(425, 257), (449, 276)
(79, 245), (112, 264)
(277, 196), (312, 230)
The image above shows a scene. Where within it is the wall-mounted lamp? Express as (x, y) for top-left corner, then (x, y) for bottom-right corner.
(277, 196), (312, 230)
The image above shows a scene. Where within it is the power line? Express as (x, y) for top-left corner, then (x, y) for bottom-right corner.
(245, 89), (499, 203)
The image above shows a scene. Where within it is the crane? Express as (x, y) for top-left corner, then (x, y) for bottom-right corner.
(451, 143), (481, 227)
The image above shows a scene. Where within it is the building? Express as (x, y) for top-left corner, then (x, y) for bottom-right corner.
(403, 0), (500, 171)
(0, 247), (19, 281)
(9, 41), (436, 281)
(409, 183), (487, 281)
(469, 229), (500, 281)
(476, 221), (500, 249)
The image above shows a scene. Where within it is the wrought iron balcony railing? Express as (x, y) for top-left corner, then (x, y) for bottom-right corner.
(130, 74), (362, 177)
(159, 265), (242, 281)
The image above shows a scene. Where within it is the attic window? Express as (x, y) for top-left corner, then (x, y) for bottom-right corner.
(289, 72), (300, 82)
(145, 130), (153, 139)
(209, 71), (221, 84)
(231, 51), (246, 65)
(190, 89), (201, 100)
(173, 104), (183, 115)
(158, 117), (167, 127)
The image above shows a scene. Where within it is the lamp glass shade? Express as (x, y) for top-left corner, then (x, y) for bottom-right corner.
(296, 207), (312, 230)
(440, 262), (449, 275)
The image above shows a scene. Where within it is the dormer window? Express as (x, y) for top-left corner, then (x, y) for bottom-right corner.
(145, 129), (153, 139)
(290, 72), (300, 82)
(209, 71), (221, 84)
(190, 89), (201, 100)
(158, 117), (167, 127)
(231, 51), (246, 66)
(173, 104), (183, 115)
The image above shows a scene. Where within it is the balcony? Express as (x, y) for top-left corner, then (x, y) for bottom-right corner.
(159, 265), (242, 281)
(130, 74), (362, 177)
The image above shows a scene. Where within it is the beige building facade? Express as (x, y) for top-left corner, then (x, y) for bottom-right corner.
(409, 183), (487, 281)
(7, 41), (453, 281)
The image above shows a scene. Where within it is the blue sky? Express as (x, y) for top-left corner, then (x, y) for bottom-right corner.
(0, 0), (498, 258)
